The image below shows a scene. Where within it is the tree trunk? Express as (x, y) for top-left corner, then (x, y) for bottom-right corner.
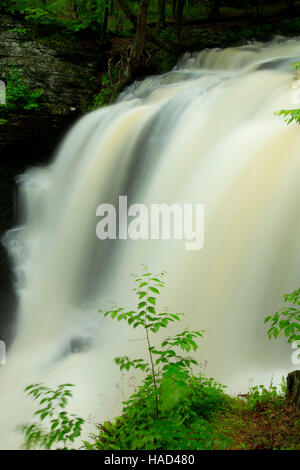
(210, 0), (220, 17)
(255, 0), (264, 16)
(172, 0), (177, 20)
(72, 0), (79, 19)
(174, 0), (184, 41)
(118, 0), (137, 28)
(117, 0), (183, 55)
(287, 370), (300, 411)
(287, 0), (295, 10)
(134, 0), (150, 58)
(255, 0), (259, 16)
(243, 1), (249, 17)
(156, 0), (166, 34)
(110, 0), (114, 15)
(102, 0), (109, 37)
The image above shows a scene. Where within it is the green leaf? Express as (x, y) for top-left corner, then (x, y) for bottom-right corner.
(147, 306), (156, 314)
(149, 287), (159, 294)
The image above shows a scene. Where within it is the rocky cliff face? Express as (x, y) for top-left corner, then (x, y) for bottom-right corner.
(0, 13), (100, 165)
(0, 14), (97, 115)
(0, 14), (100, 343)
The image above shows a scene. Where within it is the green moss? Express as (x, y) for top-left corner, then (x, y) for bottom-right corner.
(89, 73), (114, 110)
(0, 69), (44, 111)
(151, 49), (177, 75)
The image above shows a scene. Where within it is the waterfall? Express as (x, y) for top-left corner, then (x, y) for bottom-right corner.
(1, 37), (300, 449)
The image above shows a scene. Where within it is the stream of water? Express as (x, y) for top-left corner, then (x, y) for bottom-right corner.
(1, 37), (300, 448)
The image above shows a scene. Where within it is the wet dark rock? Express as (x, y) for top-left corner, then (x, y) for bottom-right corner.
(0, 15), (97, 114)
(56, 336), (92, 362)
(287, 370), (300, 411)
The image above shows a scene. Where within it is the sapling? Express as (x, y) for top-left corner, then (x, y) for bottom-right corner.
(17, 383), (84, 450)
(99, 267), (204, 420)
(89, 268), (230, 450)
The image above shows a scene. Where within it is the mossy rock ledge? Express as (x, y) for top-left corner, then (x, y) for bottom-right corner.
(0, 14), (99, 163)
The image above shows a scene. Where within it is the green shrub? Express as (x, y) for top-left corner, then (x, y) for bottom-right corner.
(8, 26), (30, 34)
(88, 370), (230, 450)
(24, 7), (63, 31)
(187, 376), (230, 420)
(86, 268), (229, 450)
(0, 69), (43, 111)
(90, 73), (117, 110)
(244, 384), (285, 412)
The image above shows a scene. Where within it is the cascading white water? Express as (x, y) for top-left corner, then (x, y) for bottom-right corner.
(1, 37), (300, 449)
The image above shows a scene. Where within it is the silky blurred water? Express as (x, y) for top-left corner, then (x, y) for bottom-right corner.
(1, 37), (300, 449)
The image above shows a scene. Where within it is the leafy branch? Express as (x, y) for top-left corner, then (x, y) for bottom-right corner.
(17, 383), (85, 449)
(265, 288), (300, 344)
